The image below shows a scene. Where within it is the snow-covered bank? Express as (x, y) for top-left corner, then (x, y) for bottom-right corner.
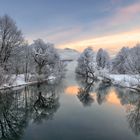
(0, 75), (56, 90)
(0, 46), (139, 92)
(108, 74), (140, 91)
(0, 48), (79, 90)
(110, 75), (138, 86)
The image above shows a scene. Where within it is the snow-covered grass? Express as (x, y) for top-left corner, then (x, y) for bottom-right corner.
(109, 74), (139, 89)
(0, 48), (79, 90)
(11, 74), (26, 86)
(0, 74), (57, 90)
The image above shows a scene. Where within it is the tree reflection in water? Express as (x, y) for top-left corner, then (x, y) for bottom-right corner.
(0, 82), (63, 140)
(76, 74), (111, 106)
(76, 74), (95, 106)
(0, 79), (140, 139)
(0, 89), (28, 140)
(127, 100), (140, 136)
(115, 87), (140, 136)
(77, 83), (94, 107)
(76, 73), (140, 136)
(96, 83), (111, 105)
(32, 83), (60, 124)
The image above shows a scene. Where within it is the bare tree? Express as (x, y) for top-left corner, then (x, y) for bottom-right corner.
(0, 15), (23, 70)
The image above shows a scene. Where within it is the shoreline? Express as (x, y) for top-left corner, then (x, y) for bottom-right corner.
(0, 79), (49, 91)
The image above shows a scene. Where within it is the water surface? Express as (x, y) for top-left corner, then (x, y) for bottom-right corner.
(0, 62), (140, 140)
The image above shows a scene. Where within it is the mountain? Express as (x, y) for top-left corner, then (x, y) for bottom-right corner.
(57, 48), (80, 61)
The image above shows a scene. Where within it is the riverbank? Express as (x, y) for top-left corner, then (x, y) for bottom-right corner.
(108, 74), (140, 92)
(0, 61), (140, 92)
(0, 74), (56, 90)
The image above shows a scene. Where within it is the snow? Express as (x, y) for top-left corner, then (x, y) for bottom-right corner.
(109, 74), (139, 87)
(0, 47), (139, 91)
(0, 74), (57, 90)
(1, 69), (139, 91)
(48, 75), (56, 81)
(12, 75), (26, 86)
(1, 75), (26, 90)
(0, 48), (79, 90)
(47, 75), (56, 84)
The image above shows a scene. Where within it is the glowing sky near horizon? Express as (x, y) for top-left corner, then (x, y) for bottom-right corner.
(0, 0), (140, 53)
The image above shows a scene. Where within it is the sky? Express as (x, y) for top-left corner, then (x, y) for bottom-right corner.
(0, 0), (140, 53)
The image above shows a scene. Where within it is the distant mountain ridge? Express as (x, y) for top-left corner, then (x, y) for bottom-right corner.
(57, 48), (80, 61)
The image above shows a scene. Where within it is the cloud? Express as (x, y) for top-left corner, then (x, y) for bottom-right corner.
(25, 26), (82, 44)
(58, 29), (140, 54)
(25, 0), (140, 55)
(109, 2), (140, 25)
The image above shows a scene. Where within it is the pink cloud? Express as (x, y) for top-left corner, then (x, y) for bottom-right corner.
(59, 28), (140, 54)
(26, 26), (82, 45)
(110, 2), (140, 25)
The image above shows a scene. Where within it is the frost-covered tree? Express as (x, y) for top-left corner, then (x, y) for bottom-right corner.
(125, 44), (140, 74)
(31, 39), (65, 81)
(8, 45), (25, 75)
(7, 42), (31, 82)
(111, 47), (129, 74)
(76, 47), (97, 80)
(96, 48), (110, 69)
(0, 15), (23, 69)
(32, 39), (56, 75)
(125, 44), (140, 85)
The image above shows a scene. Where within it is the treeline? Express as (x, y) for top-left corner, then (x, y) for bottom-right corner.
(76, 44), (140, 85)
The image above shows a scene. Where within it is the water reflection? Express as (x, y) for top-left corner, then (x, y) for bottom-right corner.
(96, 83), (111, 105)
(33, 84), (60, 124)
(76, 75), (140, 136)
(77, 82), (94, 106)
(0, 89), (28, 140)
(127, 100), (140, 136)
(76, 75), (111, 106)
(0, 77), (140, 139)
(0, 82), (63, 140)
(115, 87), (140, 136)
(76, 74), (95, 106)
